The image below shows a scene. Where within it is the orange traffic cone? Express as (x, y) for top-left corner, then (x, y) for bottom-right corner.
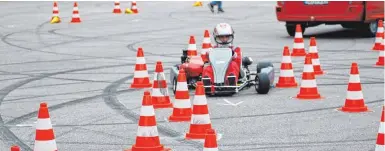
(113, 1), (122, 14)
(187, 36), (198, 57)
(339, 63), (369, 112)
(125, 91), (171, 151)
(203, 129), (218, 151)
(34, 103), (58, 151)
(131, 1), (138, 14)
(168, 68), (192, 122)
(70, 2), (81, 23)
(373, 20), (384, 51)
(201, 30), (212, 62)
(10, 146), (20, 151)
(152, 61), (173, 109)
(51, 2), (60, 22)
(296, 54), (322, 99)
(276, 46), (298, 88)
(292, 24), (306, 57)
(376, 50), (384, 66)
(131, 47), (152, 88)
(309, 37), (324, 75)
(375, 106), (384, 151)
(186, 82), (212, 139)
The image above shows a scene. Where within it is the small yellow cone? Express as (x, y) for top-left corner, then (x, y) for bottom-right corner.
(193, 1), (202, 7)
(125, 8), (133, 14)
(50, 16), (60, 24)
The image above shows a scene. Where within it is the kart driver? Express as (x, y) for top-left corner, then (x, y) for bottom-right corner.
(202, 23), (241, 86)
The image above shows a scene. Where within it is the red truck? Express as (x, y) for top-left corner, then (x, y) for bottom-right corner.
(276, 1), (384, 37)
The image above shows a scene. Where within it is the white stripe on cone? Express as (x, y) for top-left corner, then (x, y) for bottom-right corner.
(73, 7), (79, 11)
(34, 140), (57, 151)
(295, 32), (303, 38)
(140, 106), (155, 116)
(136, 57), (146, 64)
(377, 27), (384, 33)
(346, 91), (364, 100)
(309, 46), (317, 53)
(52, 14), (59, 17)
(349, 74), (360, 83)
(193, 95), (207, 105)
(191, 114), (211, 124)
(281, 56), (292, 63)
(188, 44), (197, 50)
(152, 88), (164, 97)
(176, 82), (188, 91)
(312, 59), (321, 65)
(53, 7), (58, 11)
(303, 65), (314, 72)
(36, 119), (53, 130)
(375, 37), (383, 43)
(204, 148), (218, 151)
(380, 51), (384, 57)
(280, 70), (295, 77)
(174, 99), (192, 108)
(134, 70), (149, 78)
(203, 38), (211, 43)
(72, 14), (80, 18)
(136, 126), (159, 137)
(293, 43), (305, 49)
(300, 80), (317, 88)
(114, 5), (120, 9)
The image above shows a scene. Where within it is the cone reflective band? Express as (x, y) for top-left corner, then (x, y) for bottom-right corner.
(126, 91), (171, 151)
(70, 2), (81, 23)
(152, 61), (173, 108)
(34, 103), (58, 151)
(131, 1), (138, 14)
(373, 20), (384, 51)
(201, 30), (212, 62)
(376, 51), (384, 66)
(203, 129), (218, 151)
(168, 68), (192, 122)
(187, 36), (198, 57)
(296, 54), (321, 99)
(292, 24), (306, 56)
(186, 82), (212, 139)
(375, 106), (384, 151)
(340, 62), (369, 112)
(309, 37), (324, 75)
(10, 146), (20, 151)
(276, 46), (298, 88)
(113, 1), (122, 14)
(131, 47), (152, 88)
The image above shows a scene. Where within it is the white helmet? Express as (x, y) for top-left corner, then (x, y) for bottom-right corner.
(213, 23), (234, 46)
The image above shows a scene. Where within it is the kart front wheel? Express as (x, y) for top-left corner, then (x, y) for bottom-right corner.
(255, 73), (270, 94)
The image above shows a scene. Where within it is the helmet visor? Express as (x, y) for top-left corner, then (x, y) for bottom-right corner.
(215, 35), (233, 45)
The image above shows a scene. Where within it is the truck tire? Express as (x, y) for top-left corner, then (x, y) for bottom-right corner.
(257, 62), (274, 73)
(358, 21), (377, 37)
(255, 73), (270, 94)
(286, 24), (305, 37)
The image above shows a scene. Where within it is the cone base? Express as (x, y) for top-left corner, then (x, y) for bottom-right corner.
(113, 10), (122, 14)
(291, 52), (306, 57)
(376, 62), (384, 66)
(276, 83), (298, 88)
(70, 19), (81, 23)
(168, 115), (191, 122)
(125, 145), (171, 151)
(314, 70), (324, 75)
(130, 83), (152, 89)
(339, 106), (369, 113)
(185, 132), (207, 140)
(296, 93), (322, 99)
(153, 103), (173, 109)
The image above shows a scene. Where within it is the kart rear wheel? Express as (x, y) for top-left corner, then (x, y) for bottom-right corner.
(172, 77), (177, 94)
(255, 73), (270, 94)
(257, 62), (274, 73)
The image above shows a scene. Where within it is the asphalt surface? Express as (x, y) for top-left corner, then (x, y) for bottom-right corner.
(0, 1), (384, 151)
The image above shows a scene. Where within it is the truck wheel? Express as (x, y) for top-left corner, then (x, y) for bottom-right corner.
(359, 21), (377, 37)
(256, 62), (274, 73)
(172, 77), (177, 94)
(255, 73), (270, 94)
(341, 24), (357, 29)
(286, 24), (305, 37)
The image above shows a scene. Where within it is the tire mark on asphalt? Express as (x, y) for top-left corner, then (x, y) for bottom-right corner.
(0, 63), (136, 150)
(210, 99), (383, 121)
(103, 75), (203, 149)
